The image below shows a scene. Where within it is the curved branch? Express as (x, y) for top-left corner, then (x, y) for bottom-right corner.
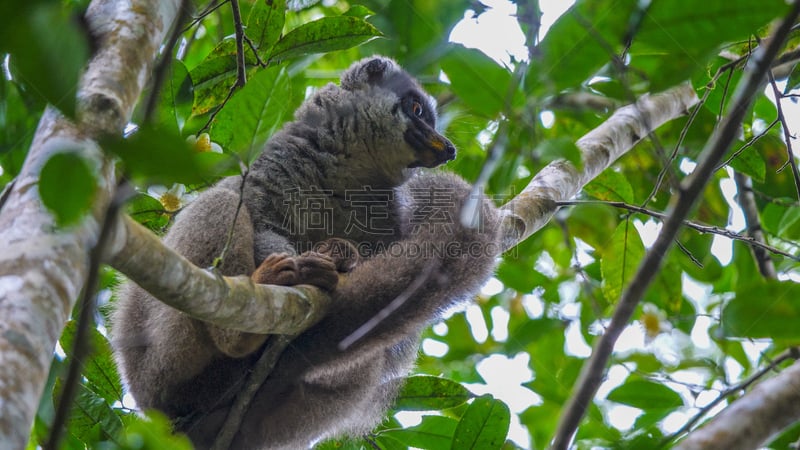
(107, 216), (329, 333)
(676, 360), (800, 450)
(499, 82), (699, 250)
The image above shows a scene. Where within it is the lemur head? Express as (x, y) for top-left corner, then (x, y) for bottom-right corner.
(338, 56), (456, 169)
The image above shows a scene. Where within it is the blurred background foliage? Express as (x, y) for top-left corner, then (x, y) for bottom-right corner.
(2, 0), (800, 448)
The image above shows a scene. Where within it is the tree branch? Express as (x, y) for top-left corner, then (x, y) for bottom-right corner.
(0, 0), (181, 447)
(734, 172), (778, 278)
(499, 82), (699, 250)
(550, 3), (800, 447)
(675, 359), (800, 450)
(107, 215), (330, 333)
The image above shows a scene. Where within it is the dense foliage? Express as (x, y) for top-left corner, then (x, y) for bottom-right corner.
(2, 0), (800, 448)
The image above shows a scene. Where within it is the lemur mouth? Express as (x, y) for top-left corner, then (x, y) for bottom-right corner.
(405, 127), (456, 168)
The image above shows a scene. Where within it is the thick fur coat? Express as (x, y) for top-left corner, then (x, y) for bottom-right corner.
(113, 57), (501, 449)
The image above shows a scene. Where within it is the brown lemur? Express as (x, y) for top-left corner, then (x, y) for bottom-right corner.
(112, 56), (502, 449)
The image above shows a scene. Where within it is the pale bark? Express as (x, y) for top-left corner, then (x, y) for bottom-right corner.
(0, 0), (179, 447)
(499, 83), (699, 250)
(676, 362), (800, 450)
(107, 216), (329, 333)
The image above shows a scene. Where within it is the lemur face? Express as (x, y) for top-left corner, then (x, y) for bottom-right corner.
(341, 57), (456, 169)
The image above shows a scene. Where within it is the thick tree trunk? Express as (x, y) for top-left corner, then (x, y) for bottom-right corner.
(0, 1), (180, 447)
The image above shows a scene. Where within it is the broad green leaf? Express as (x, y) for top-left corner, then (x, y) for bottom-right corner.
(3, 3), (88, 117)
(381, 415), (458, 450)
(727, 148), (766, 184)
(246, 0), (286, 58)
(647, 259), (683, 313)
(210, 66), (291, 164)
(190, 38), (259, 115)
(631, 0), (787, 89)
(39, 153), (97, 226)
(607, 379), (683, 410)
(156, 61), (193, 133)
(343, 4), (376, 18)
(394, 375), (472, 411)
(440, 45), (516, 118)
(601, 221), (645, 303)
(584, 169), (634, 203)
(126, 193), (170, 231)
(531, 0), (638, 92)
(505, 318), (566, 354)
(451, 395), (510, 450)
(60, 321), (123, 405)
(120, 411), (193, 450)
(103, 127), (231, 184)
(722, 282), (800, 339)
(53, 379), (124, 445)
(496, 260), (549, 293)
(268, 16), (382, 63)
(778, 207), (800, 240)
(785, 64), (800, 94)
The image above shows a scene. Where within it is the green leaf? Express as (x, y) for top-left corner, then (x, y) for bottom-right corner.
(210, 66), (292, 164)
(246, 0), (286, 58)
(584, 170), (634, 203)
(39, 153), (97, 226)
(394, 375), (472, 411)
(59, 321), (123, 405)
(126, 193), (169, 231)
(189, 38), (259, 115)
(506, 319), (566, 354)
(727, 145), (766, 183)
(381, 415), (458, 450)
(451, 395), (510, 450)
(778, 207), (800, 240)
(103, 127), (231, 184)
(440, 45), (516, 118)
(531, 0), (638, 92)
(496, 260), (549, 293)
(53, 379), (124, 445)
(268, 16), (382, 63)
(785, 64), (800, 94)
(343, 4), (376, 18)
(120, 411), (194, 450)
(3, 3), (89, 117)
(630, 0), (787, 89)
(607, 379), (683, 410)
(601, 221), (645, 303)
(722, 282), (800, 339)
(156, 60), (194, 133)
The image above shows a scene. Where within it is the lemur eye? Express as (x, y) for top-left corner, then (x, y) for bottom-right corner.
(412, 101), (424, 118)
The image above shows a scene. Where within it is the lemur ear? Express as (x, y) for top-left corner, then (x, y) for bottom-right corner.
(340, 56), (397, 91)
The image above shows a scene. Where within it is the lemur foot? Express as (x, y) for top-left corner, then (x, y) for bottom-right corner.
(252, 252), (339, 291)
(313, 238), (360, 273)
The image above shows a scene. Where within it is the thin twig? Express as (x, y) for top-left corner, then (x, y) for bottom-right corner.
(660, 347), (800, 447)
(230, 0), (247, 89)
(550, 4), (800, 447)
(557, 200), (800, 262)
(767, 71), (800, 200)
(715, 118), (780, 171)
(210, 335), (294, 450)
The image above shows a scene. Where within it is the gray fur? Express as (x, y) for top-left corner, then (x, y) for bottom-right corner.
(112, 56), (501, 449)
